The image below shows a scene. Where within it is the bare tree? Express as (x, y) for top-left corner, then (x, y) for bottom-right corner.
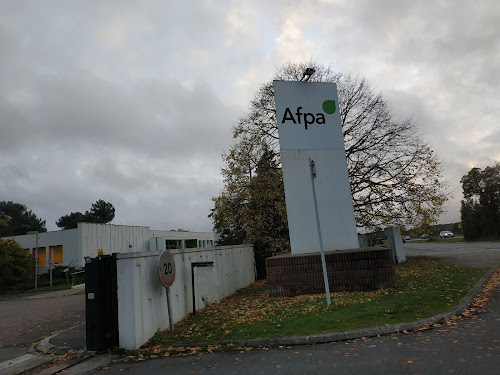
(226, 61), (447, 229)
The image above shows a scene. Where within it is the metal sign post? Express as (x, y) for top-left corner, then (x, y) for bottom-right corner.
(48, 258), (53, 287)
(158, 250), (176, 332)
(309, 158), (331, 305)
(165, 287), (174, 332)
(28, 231), (39, 289)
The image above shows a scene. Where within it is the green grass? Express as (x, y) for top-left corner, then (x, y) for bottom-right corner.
(142, 258), (486, 354)
(0, 271), (73, 295)
(0, 280), (73, 295)
(29, 284), (73, 293)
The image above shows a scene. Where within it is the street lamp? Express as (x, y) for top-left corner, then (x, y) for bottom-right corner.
(301, 67), (316, 81)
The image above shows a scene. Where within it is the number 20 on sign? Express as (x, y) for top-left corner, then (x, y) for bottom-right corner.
(158, 250), (176, 287)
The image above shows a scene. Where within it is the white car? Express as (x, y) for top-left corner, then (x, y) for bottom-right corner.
(440, 231), (454, 238)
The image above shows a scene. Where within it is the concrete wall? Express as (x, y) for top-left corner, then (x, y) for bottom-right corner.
(115, 245), (255, 350)
(384, 226), (406, 264)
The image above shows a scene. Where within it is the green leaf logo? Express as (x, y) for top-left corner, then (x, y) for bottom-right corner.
(322, 100), (336, 114)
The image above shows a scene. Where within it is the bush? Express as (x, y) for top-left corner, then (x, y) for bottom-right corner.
(0, 239), (34, 286)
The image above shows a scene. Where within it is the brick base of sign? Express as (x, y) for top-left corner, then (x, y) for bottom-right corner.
(265, 247), (396, 297)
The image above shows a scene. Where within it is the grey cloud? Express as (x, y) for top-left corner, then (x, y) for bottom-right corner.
(1, 0), (499, 231)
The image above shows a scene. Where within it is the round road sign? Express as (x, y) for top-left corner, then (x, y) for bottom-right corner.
(158, 250), (176, 287)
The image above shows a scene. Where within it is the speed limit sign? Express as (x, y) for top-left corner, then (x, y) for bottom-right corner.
(158, 250), (176, 287)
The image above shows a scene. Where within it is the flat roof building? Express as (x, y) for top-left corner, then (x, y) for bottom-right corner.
(2, 223), (216, 273)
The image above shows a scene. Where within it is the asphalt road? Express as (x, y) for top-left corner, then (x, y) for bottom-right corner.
(403, 241), (500, 268)
(95, 286), (500, 375)
(94, 241), (500, 375)
(0, 286), (85, 362)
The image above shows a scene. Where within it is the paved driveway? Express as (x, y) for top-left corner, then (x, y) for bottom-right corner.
(0, 286), (85, 362)
(403, 241), (500, 268)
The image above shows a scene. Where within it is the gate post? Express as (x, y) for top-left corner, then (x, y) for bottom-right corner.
(85, 254), (118, 351)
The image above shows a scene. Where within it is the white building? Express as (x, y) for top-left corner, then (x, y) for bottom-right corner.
(3, 223), (216, 272)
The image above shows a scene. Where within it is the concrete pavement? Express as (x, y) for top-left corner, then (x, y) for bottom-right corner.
(0, 285), (85, 373)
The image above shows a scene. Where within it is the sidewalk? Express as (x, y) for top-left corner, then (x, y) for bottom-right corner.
(37, 323), (86, 355)
(32, 285), (87, 355)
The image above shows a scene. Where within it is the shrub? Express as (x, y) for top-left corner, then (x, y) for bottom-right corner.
(0, 239), (34, 286)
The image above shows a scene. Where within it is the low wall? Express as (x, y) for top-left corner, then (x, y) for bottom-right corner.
(115, 245), (255, 350)
(266, 247), (396, 297)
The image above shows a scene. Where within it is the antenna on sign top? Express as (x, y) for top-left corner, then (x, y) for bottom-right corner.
(300, 67), (315, 81)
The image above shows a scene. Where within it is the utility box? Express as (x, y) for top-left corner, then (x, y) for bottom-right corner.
(85, 254), (119, 351)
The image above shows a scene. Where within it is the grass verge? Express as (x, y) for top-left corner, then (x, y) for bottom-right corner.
(0, 274), (76, 295)
(140, 258), (486, 356)
(406, 237), (465, 243)
(30, 284), (73, 292)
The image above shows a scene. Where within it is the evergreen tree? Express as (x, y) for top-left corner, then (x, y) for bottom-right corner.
(86, 199), (115, 224)
(461, 163), (500, 239)
(56, 199), (115, 229)
(0, 201), (46, 237)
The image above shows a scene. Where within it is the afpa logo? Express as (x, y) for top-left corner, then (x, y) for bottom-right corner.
(281, 100), (336, 130)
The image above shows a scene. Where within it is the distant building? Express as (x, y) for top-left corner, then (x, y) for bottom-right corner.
(2, 223), (215, 273)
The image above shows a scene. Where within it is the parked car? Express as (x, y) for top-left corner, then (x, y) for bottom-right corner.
(440, 231), (454, 238)
(421, 234), (429, 239)
(404, 235), (411, 240)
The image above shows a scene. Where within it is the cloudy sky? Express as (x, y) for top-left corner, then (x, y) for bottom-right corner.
(1, 0), (498, 232)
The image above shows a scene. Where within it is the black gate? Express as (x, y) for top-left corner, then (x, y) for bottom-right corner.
(85, 254), (118, 351)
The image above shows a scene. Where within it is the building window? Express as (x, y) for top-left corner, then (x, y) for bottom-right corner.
(50, 245), (63, 265)
(35, 247), (47, 266)
(185, 239), (197, 248)
(165, 240), (181, 250)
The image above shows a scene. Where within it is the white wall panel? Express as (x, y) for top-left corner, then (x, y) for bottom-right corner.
(116, 245), (255, 350)
(79, 223), (150, 261)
